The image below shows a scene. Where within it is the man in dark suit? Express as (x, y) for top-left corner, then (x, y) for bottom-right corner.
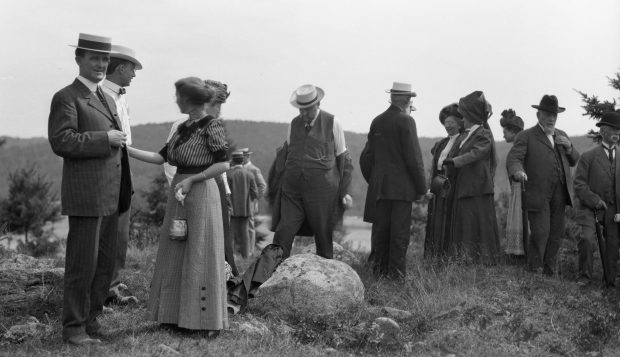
(228, 151), (258, 258)
(506, 95), (580, 275)
(360, 82), (427, 278)
(574, 111), (620, 286)
(48, 33), (131, 345)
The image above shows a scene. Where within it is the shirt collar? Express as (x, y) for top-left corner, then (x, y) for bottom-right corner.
(306, 109), (321, 127)
(602, 142), (616, 150)
(77, 76), (99, 93)
(103, 79), (123, 96)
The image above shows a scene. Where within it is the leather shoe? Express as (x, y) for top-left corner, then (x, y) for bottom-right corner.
(64, 333), (102, 346)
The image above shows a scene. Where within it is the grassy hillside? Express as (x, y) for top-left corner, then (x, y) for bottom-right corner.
(0, 122), (598, 217)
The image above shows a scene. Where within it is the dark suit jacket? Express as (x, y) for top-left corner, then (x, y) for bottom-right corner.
(506, 125), (580, 211)
(574, 144), (620, 211)
(361, 105), (427, 204)
(48, 79), (128, 216)
(227, 165), (258, 217)
(452, 127), (496, 198)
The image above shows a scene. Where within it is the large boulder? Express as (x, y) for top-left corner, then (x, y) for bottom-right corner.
(250, 253), (364, 317)
(299, 242), (359, 266)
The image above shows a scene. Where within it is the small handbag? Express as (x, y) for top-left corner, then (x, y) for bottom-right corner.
(169, 201), (188, 241)
(430, 174), (451, 198)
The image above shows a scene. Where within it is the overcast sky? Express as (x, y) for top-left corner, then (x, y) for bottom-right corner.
(1, 0), (619, 140)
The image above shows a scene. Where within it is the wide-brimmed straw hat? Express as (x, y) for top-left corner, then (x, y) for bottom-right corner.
(290, 84), (324, 108)
(69, 33), (112, 53)
(532, 94), (565, 114)
(385, 82), (417, 97)
(110, 45), (142, 70)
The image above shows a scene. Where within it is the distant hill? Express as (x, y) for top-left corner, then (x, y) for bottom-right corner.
(0, 121), (598, 216)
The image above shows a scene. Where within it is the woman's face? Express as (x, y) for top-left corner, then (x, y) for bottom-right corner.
(207, 102), (222, 118)
(443, 116), (461, 136)
(175, 91), (188, 114)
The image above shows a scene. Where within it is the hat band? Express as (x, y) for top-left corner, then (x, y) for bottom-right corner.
(297, 93), (318, 106)
(77, 39), (112, 52)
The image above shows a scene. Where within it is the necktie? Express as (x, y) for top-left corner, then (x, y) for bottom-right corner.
(118, 87), (126, 95)
(607, 146), (615, 164)
(96, 87), (119, 129)
(304, 122), (311, 133)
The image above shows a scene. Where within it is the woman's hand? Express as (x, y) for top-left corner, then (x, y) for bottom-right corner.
(175, 178), (194, 195)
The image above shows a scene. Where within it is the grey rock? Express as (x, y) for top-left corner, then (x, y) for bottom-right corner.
(3, 316), (52, 342)
(299, 242), (359, 266)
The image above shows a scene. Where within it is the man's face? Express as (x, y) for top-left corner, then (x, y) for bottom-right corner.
(76, 51), (109, 83)
(536, 110), (558, 133)
(118, 62), (136, 87)
(299, 103), (319, 122)
(601, 125), (620, 145)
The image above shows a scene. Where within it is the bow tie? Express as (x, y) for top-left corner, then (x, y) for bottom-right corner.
(118, 87), (126, 95)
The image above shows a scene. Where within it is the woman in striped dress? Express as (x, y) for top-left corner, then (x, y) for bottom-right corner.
(128, 77), (229, 336)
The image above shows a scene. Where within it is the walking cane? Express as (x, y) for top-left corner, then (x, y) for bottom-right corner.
(593, 208), (608, 283)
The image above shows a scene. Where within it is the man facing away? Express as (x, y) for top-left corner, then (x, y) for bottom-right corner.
(507, 94), (580, 276)
(574, 111), (620, 287)
(360, 82), (426, 278)
(272, 84), (354, 259)
(240, 148), (266, 243)
(228, 151), (258, 258)
(48, 33), (131, 345)
(101, 44), (142, 306)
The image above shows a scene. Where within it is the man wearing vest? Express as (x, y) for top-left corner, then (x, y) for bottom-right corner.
(102, 44), (142, 306)
(272, 84), (354, 259)
(574, 111), (620, 287)
(507, 95), (580, 276)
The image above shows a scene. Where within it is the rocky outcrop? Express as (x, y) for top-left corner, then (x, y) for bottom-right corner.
(298, 242), (359, 266)
(250, 253), (364, 317)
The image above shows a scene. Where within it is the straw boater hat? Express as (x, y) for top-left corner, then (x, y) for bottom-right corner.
(385, 82), (417, 97)
(110, 45), (142, 70)
(69, 33), (112, 53)
(290, 84), (325, 108)
(240, 147), (253, 156)
(532, 94), (565, 114)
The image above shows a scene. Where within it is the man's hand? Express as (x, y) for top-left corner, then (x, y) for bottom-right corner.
(342, 194), (353, 210)
(596, 200), (608, 211)
(442, 158), (455, 167)
(514, 171), (528, 182)
(107, 130), (127, 148)
(554, 135), (572, 151)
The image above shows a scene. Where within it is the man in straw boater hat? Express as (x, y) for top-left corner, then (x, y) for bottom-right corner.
(574, 111), (620, 287)
(227, 151), (258, 258)
(360, 82), (426, 278)
(271, 84), (354, 259)
(48, 33), (131, 345)
(507, 94), (580, 276)
(102, 44), (142, 307)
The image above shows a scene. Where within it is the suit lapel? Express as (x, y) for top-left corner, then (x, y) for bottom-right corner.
(73, 79), (119, 126)
(533, 125), (554, 151)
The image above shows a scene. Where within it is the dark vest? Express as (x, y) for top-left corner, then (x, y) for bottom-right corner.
(286, 110), (336, 171)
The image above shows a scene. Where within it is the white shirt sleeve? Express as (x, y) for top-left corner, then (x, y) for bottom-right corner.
(333, 116), (347, 155)
(163, 118), (186, 186)
(222, 172), (231, 195)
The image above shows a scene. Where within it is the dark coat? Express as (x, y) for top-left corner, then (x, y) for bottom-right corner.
(506, 125), (580, 210)
(227, 165), (258, 217)
(48, 79), (131, 216)
(452, 127), (496, 198)
(360, 105), (426, 216)
(574, 144), (620, 211)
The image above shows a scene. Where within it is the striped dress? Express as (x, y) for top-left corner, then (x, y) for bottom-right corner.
(148, 116), (229, 330)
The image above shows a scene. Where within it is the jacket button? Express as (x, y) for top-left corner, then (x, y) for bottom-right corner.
(201, 287), (206, 290)
(201, 307), (206, 311)
(201, 297), (206, 301)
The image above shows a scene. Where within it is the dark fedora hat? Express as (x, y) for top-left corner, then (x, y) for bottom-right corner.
(596, 111), (620, 129)
(532, 94), (565, 114)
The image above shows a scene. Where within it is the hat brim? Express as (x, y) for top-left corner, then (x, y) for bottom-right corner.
(69, 45), (112, 53)
(110, 52), (143, 70)
(596, 122), (620, 129)
(386, 89), (417, 97)
(531, 105), (565, 113)
(290, 87), (325, 108)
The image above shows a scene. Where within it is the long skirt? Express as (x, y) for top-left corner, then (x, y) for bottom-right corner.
(450, 194), (500, 264)
(424, 188), (455, 258)
(147, 175), (228, 330)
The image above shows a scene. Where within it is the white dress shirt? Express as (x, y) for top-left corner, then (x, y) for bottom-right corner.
(102, 79), (132, 146)
(538, 124), (554, 147)
(286, 110), (347, 155)
(437, 133), (460, 168)
(76, 76), (99, 92)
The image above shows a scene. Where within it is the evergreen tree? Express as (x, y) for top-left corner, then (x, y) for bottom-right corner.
(577, 71), (620, 141)
(0, 164), (61, 243)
